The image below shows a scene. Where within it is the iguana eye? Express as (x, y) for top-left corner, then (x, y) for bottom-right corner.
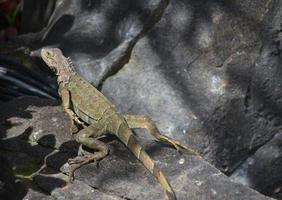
(45, 50), (54, 57)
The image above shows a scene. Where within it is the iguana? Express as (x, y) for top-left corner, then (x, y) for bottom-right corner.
(39, 47), (199, 200)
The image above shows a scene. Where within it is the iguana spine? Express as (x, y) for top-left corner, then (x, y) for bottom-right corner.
(39, 47), (199, 200)
(65, 68), (175, 199)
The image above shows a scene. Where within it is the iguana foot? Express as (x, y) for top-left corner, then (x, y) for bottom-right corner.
(67, 147), (108, 182)
(157, 135), (200, 156)
(68, 155), (96, 182)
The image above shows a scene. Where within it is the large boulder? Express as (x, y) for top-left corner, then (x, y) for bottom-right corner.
(0, 96), (272, 199)
(1, 0), (282, 198)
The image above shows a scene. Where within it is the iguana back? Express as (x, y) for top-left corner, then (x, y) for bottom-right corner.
(39, 47), (200, 200)
(65, 73), (176, 199)
(66, 74), (115, 123)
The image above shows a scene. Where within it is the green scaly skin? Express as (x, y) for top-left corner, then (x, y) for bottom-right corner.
(39, 47), (200, 200)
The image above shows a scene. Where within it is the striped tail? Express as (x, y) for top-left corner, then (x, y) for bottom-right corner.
(117, 122), (176, 200)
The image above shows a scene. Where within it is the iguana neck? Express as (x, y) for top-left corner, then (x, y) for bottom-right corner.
(57, 64), (75, 85)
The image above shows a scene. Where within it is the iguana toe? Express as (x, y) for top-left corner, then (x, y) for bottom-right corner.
(158, 135), (200, 156)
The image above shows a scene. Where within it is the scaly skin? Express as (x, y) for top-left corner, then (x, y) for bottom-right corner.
(40, 47), (200, 200)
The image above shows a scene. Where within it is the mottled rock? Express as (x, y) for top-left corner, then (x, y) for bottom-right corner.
(52, 180), (124, 200)
(0, 155), (50, 200)
(22, 189), (54, 200)
(22, 0), (170, 86)
(68, 140), (271, 200)
(3, 0), (282, 198)
(231, 132), (282, 199)
(0, 96), (77, 151)
(33, 169), (68, 194)
(0, 96), (272, 199)
(100, 1), (282, 196)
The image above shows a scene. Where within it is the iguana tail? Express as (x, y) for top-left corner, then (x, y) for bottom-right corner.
(117, 122), (176, 200)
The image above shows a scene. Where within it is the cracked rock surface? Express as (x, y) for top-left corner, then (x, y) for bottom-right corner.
(2, 0), (282, 199)
(0, 96), (272, 199)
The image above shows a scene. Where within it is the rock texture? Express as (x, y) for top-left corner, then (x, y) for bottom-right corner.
(2, 0), (282, 198)
(0, 96), (272, 199)
(231, 132), (282, 199)
(21, 0), (170, 87)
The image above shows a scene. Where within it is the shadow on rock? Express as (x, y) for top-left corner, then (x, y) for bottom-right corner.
(0, 96), (65, 199)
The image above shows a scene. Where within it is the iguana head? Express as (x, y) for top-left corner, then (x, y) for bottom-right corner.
(41, 48), (74, 84)
(41, 48), (68, 73)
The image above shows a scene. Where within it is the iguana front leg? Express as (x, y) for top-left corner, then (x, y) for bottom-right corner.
(68, 123), (109, 181)
(123, 114), (200, 156)
(60, 88), (84, 127)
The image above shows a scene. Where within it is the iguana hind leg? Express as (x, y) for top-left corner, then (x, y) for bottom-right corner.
(68, 123), (109, 182)
(123, 114), (199, 156)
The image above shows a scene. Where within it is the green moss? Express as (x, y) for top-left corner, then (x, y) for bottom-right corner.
(0, 150), (43, 182)
(13, 159), (42, 181)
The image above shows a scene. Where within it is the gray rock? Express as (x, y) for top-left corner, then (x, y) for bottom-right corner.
(0, 96), (272, 199)
(0, 97), (68, 200)
(25, 0), (169, 86)
(22, 189), (54, 200)
(69, 140), (271, 200)
(52, 180), (124, 200)
(231, 132), (282, 199)
(3, 0), (282, 198)
(33, 168), (68, 194)
(0, 96), (77, 151)
(0, 154), (51, 200)
(100, 1), (282, 196)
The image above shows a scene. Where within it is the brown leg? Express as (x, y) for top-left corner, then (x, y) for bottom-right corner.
(68, 123), (109, 182)
(123, 114), (200, 156)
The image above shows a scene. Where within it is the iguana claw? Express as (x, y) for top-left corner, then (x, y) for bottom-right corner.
(68, 155), (94, 183)
(158, 135), (200, 156)
(40, 47), (187, 200)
